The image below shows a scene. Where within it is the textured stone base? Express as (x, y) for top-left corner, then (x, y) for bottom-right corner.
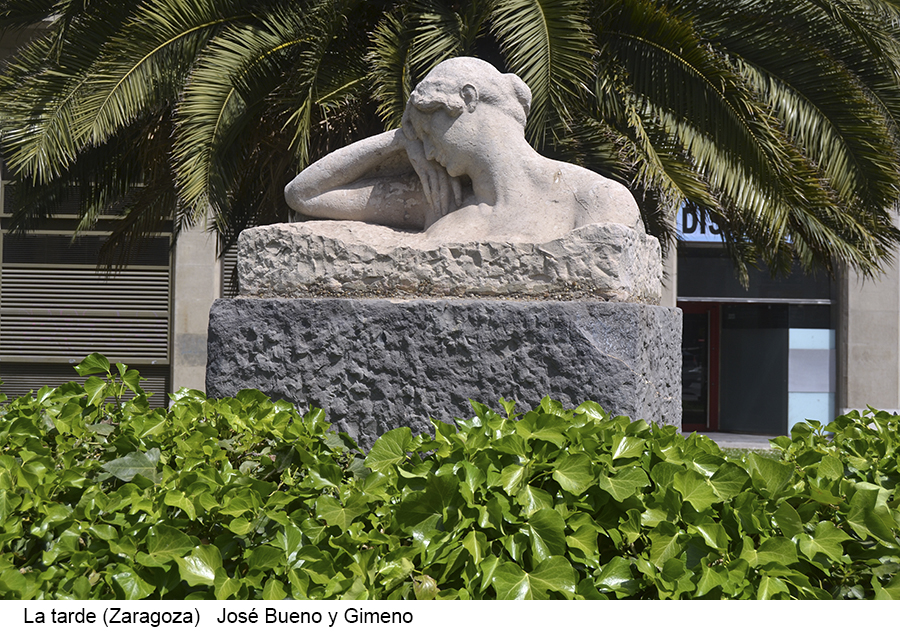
(238, 221), (662, 304)
(206, 298), (682, 449)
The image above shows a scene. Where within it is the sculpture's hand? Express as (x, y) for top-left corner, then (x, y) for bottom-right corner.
(402, 136), (461, 225)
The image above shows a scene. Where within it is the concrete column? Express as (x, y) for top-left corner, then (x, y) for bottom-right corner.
(661, 244), (678, 308)
(839, 249), (900, 414)
(171, 224), (221, 391)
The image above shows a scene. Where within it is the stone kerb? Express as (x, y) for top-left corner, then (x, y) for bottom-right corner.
(237, 220), (663, 304)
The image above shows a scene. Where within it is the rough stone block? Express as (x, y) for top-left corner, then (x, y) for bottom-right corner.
(206, 298), (681, 449)
(238, 221), (662, 304)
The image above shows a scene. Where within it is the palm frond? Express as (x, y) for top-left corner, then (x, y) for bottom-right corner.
(0, 3), (132, 180)
(173, 0), (373, 242)
(368, 11), (415, 129)
(490, 0), (595, 148)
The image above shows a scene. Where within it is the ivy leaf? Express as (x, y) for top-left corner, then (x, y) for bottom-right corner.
(478, 555), (502, 594)
(848, 487), (898, 545)
(566, 524), (599, 566)
(673, 470), (717, 511)
(773, 502), (803, 539)
(263, 578), (288, 600)
(84, 376), (111, 407)
(611, 434), (644, 461)
(526, 414), (570, 447)
(650, 462), (684, 489)
(109, 567), (155, 600)
(757, 574), (790, 600)
(808, 476), (843, 505)
(746, 454), (794, 496)
(164, 491), (197, 521)
(649, 523), (687, 568)
(686, 453), (723, 477)
(597, 467), (650, 502)
(874, 575), (900, 600)
(817, 455), (844, 480)
(552, 453), (593, 495)
(365, 428), (414, 473)
(756, 537), (798, 566)
(709, 463), (750, 500)
(316, 494), (369, 532)
(694, 522), (730, 551)
(696, 564), (728, 597)
(491, 556), (576, 599)
(517, 484), (553, 517)
(247, 545), (284, 572)
(101, 448), (160, 483)
(595, 556), (639, 596)
(273, 524), (304, 568)
(0, 491), (22, 524)
(462, 530), (489, 565)
(219, 491), (258, 517)
(305, 462), (343, 490)
(500, 463), (529, 495)
(798, 521), (851, 562)
(413, 574), (438, 600)
(228, 518), (254, 535)
(216, 577), (244, 600)
(175, 545), (223, 587)
(525, 508), (567, 560)
(121, 368), (144, 396)
(575, 401), (607, 420)
(139, 524), (194, 567)
(74, 353), (111, 376)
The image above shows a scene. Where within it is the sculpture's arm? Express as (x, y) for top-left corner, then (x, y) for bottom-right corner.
(285, 129), (458, 229)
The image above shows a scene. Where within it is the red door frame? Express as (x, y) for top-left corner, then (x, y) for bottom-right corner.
(679, 302), (720, 432)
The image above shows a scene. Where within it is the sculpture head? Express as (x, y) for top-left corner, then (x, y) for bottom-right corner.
(401, 57), (532, 176)
(406, 57), (531, 125)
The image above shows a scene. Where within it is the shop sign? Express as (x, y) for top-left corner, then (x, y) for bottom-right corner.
(678, 207), (723, 243)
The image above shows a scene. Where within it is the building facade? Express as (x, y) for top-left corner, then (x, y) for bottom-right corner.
(670, 207), (900, 436)
(0, 177), (228, 407)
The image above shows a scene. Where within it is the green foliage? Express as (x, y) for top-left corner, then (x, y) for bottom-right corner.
(1, 359), (900, 599)
(3, 1), (900, 276)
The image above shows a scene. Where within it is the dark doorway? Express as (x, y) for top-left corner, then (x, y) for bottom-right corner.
(680, 303), (719, 431)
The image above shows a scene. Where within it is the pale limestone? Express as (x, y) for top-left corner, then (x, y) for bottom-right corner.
(284, 57), (645, 244)
(238, 220), (662, 304)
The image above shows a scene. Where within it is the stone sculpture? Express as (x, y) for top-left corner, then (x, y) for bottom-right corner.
(285, 56), (644, 244)
(207, 57), (681, 449)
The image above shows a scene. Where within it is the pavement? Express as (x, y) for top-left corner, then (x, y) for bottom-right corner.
(682, 431), (778, 450)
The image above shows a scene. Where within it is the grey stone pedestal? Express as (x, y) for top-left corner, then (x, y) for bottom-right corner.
(206, 298), (681, 449)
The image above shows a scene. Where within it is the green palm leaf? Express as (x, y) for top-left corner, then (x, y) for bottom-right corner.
(2, 0), (900, 276)
(490, 0), (596, 147)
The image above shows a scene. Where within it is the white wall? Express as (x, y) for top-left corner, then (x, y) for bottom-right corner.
(839, 254), (900, 414)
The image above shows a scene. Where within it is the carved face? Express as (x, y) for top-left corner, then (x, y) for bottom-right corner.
(407, 101), (473, 178)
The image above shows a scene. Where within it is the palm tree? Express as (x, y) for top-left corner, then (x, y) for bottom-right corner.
(2, 0), (900, 280)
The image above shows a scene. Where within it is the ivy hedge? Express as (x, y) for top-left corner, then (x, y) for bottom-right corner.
(1, 354), (899, 599)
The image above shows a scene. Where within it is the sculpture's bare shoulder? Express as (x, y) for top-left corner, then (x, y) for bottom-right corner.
(553, 161), (644, 232)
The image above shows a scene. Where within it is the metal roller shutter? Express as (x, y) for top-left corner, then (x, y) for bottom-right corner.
(0, 362), (169, 408)
(1, 266), (170, 363)
(221, 243), (239, 298)
(1, 183), (173, 406)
